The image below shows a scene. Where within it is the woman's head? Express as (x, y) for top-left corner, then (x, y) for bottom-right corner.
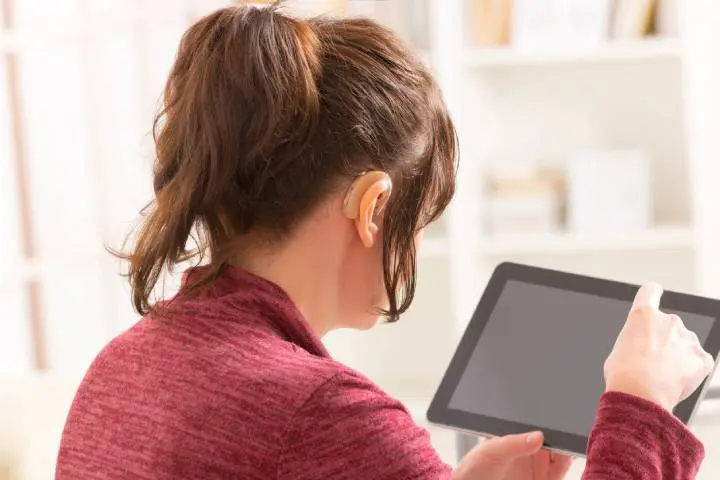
(123, 3), (457, 328)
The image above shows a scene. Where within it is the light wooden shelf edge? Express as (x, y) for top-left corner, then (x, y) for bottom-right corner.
(479, 226), (695, 255)
(462, 37), (682, 68)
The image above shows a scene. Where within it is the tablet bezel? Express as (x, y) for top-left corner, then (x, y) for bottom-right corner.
(427, 262), (720, 456)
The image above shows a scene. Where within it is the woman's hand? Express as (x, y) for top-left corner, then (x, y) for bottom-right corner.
(453, 431), (572, 480)
(604, 282), (716, 411)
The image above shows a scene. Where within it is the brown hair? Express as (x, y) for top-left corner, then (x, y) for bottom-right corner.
(119, 3), (457, 322)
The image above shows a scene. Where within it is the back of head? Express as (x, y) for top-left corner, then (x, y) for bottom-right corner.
(122, 2), (457, 321)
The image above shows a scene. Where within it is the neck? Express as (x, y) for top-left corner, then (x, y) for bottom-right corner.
(230, 224), (346, 337)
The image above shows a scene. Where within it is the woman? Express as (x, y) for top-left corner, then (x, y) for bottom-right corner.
(56, 4), (714, 479)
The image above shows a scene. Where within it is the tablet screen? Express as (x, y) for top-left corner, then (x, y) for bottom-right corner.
(448, 280), (716, 437)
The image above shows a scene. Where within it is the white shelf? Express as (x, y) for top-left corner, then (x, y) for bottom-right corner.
(421, 237), (449, 258)
(462, 37), (682, 68)
(0, 255), (114, 287)
(479, 226), (695, 256)
(0, 8), (185, 52)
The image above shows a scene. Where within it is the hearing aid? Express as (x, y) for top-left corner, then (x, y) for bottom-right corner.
(342, 171), (392, 221)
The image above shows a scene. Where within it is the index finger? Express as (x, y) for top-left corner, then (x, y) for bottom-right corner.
(632, 282), (663, 311)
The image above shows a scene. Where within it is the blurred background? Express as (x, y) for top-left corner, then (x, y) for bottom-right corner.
(1, 0), (720, 478)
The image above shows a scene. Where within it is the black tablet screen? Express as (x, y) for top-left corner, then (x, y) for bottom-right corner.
(448, 280), (716, 437)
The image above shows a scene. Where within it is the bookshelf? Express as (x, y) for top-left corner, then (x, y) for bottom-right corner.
(478, 226), (696, 255)
(461, 36), (682, 67)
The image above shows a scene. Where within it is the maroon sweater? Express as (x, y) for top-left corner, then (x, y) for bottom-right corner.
(56, 266), (705, 479)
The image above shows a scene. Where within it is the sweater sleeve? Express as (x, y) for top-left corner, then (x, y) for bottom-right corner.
(582, 392), (705, 479)
(277, 371), (452, 480)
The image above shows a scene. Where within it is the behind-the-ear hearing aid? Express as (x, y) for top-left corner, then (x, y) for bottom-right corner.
(342, 171), (392, 221)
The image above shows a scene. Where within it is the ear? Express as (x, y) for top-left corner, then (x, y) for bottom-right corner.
(343, 171), (392, 248)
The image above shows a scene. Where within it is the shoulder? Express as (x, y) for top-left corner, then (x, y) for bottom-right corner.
(76, 317), (348, 420)
(243, 338), (354, 402)
(294, 367), (407, 419)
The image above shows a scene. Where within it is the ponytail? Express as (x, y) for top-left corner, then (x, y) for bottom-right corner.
(118, 4), (322, 315)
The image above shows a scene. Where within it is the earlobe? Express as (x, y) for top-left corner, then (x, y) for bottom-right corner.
(356, 216), (375, 249)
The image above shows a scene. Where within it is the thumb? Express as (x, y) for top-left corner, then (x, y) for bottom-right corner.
(481, 431), (544, 462)
(454, 432), (545, 479)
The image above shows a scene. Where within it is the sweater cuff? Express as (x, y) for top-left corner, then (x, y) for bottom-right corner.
(594, 391), (704, 466)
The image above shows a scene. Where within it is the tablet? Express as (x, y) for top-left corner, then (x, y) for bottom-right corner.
(427, 262), (720, 457)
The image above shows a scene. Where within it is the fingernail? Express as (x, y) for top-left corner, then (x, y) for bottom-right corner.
(527, 431), (543, 444)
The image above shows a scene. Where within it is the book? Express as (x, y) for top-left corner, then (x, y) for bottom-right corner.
(611, 0), (658, 39)
(512, 0), (612, 50)
(655, 0), (679, 37)
(472, 0), (512, 47)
